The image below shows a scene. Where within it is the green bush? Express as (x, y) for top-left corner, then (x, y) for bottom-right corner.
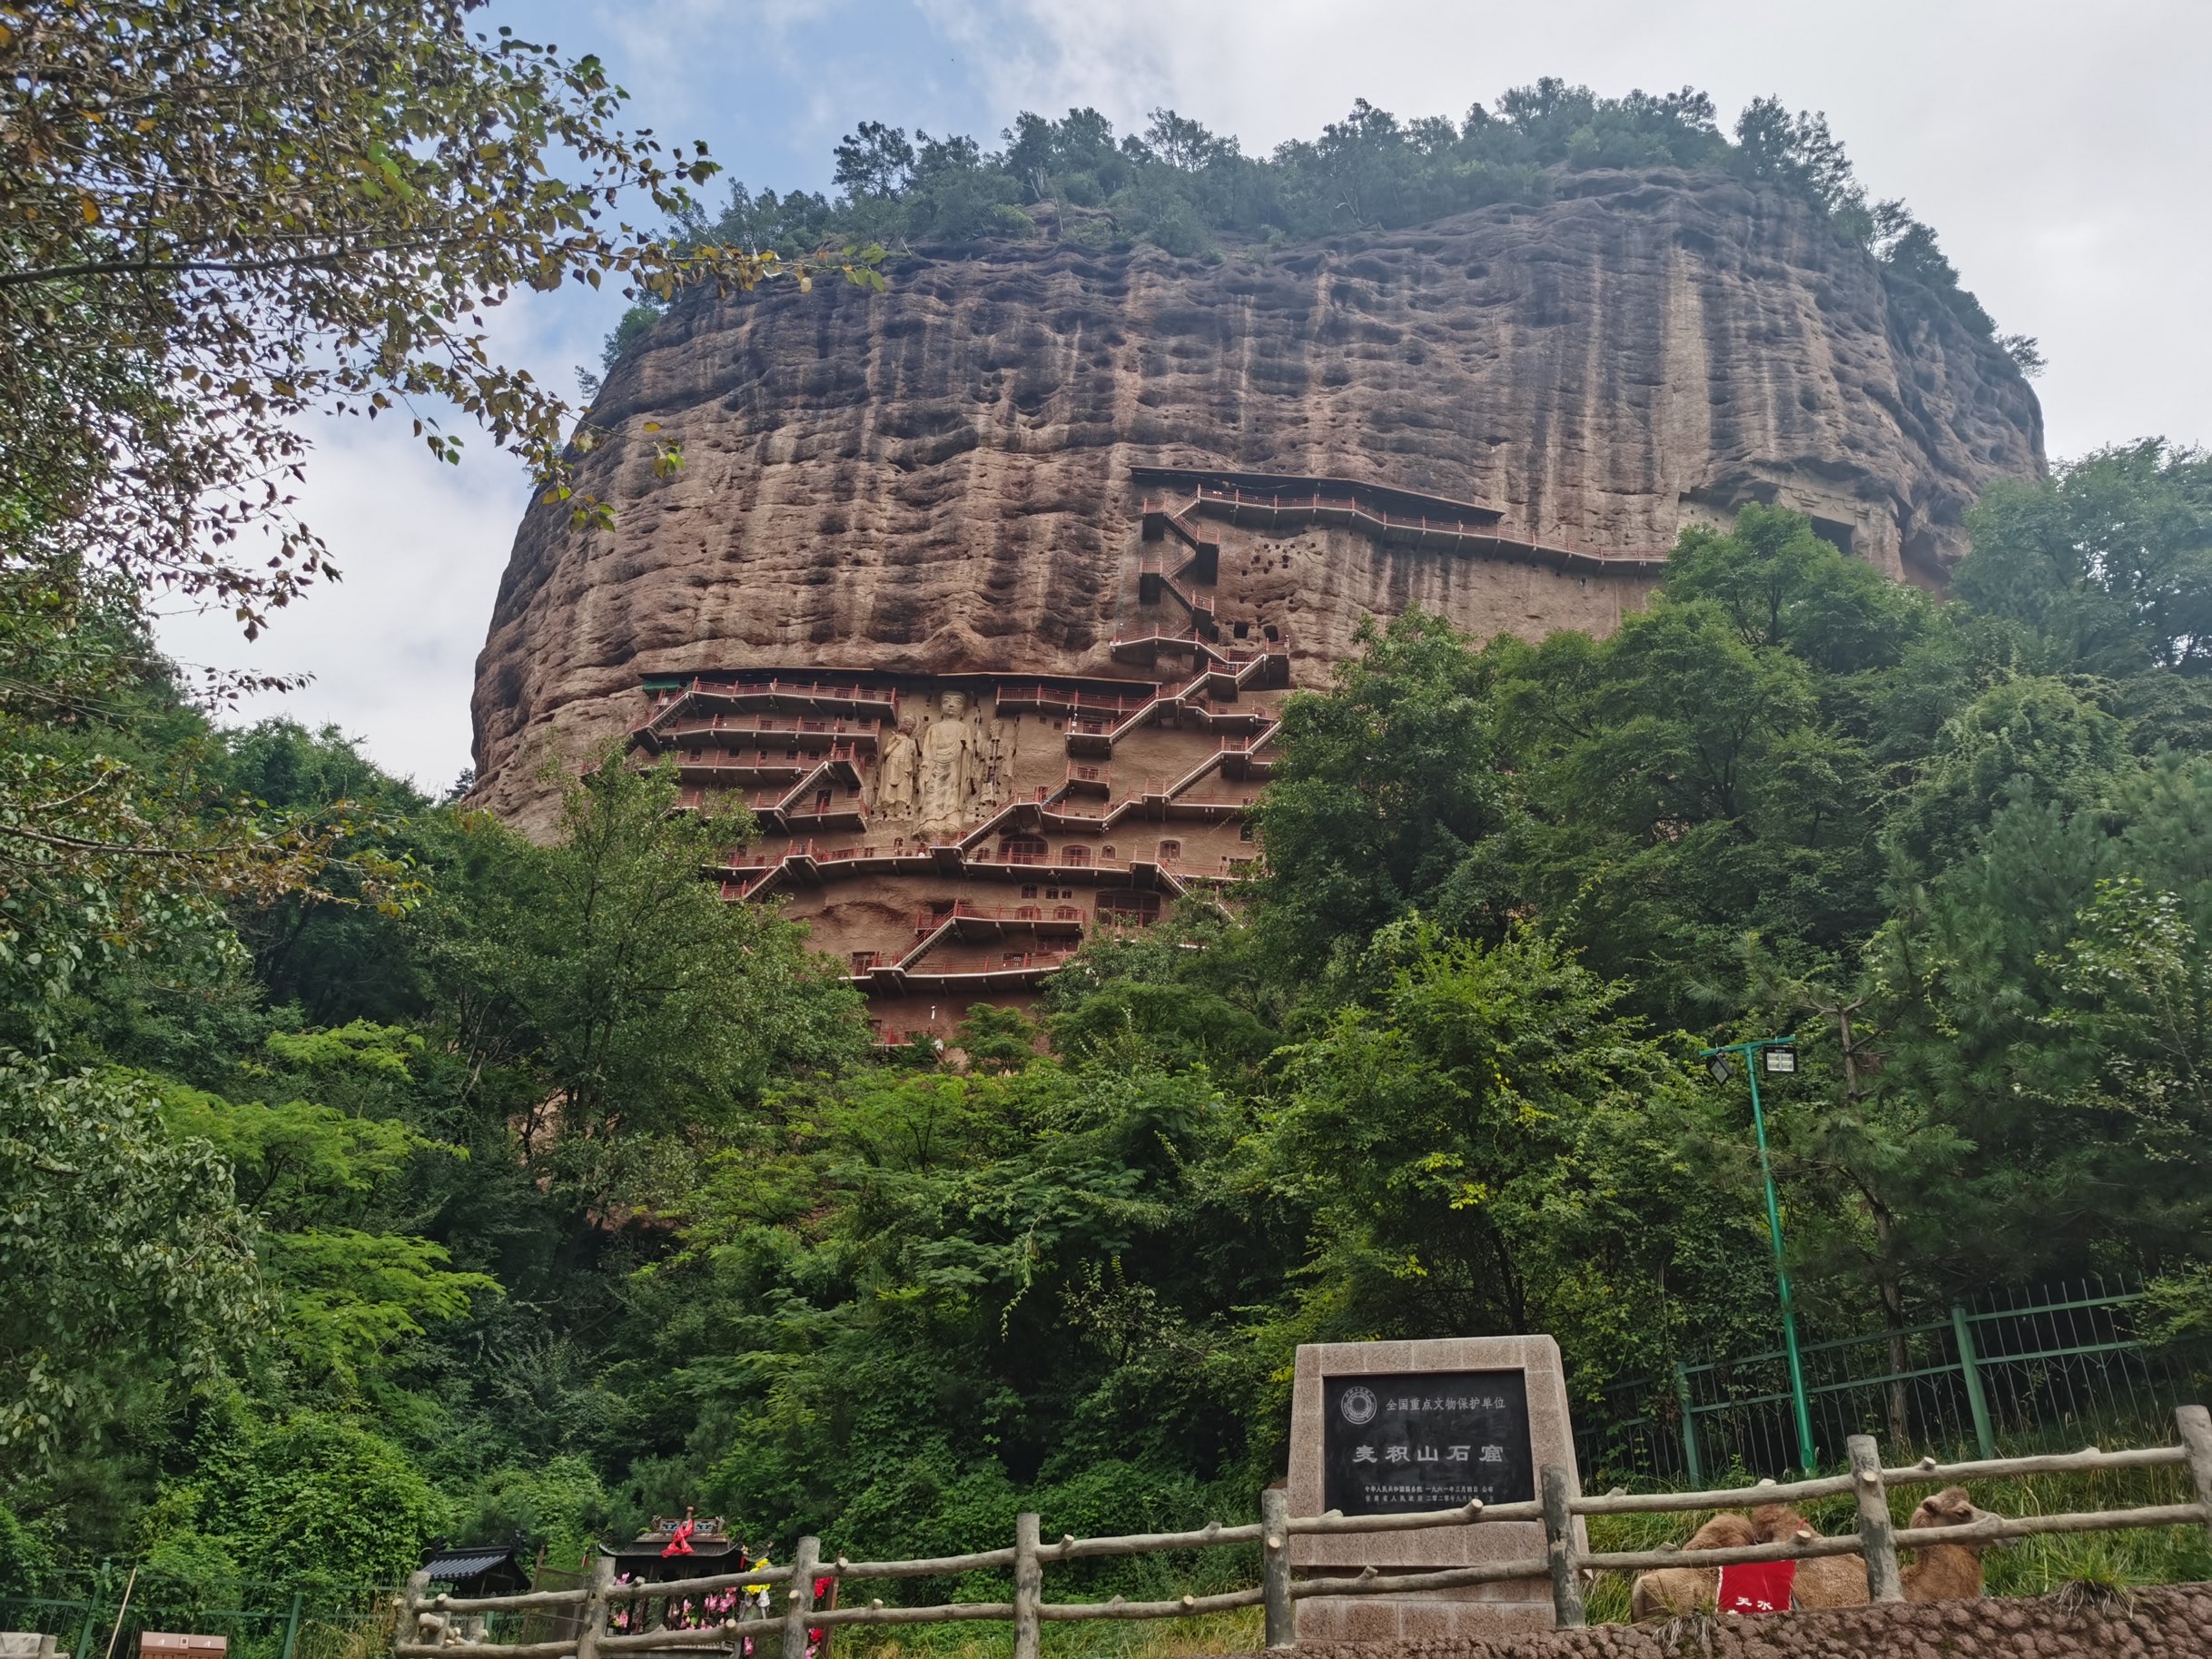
(457, 1457), (608, 1573)
(0, 1499), (53, 1597)
(160, 1413), (448, 1588)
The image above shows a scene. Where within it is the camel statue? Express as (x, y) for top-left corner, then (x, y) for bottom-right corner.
(1629, 1486), (1999, 1619)
(1748, 1501), (1869, 1606)
(1627, 1512), (1756, 1619)
(1900, 1486), (2000, 1600)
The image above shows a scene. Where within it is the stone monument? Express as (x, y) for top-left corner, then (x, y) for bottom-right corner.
(1286, 1335), (1585, 1642)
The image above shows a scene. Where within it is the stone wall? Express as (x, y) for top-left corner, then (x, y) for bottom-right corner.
(1256, 1583), (2211, 1659)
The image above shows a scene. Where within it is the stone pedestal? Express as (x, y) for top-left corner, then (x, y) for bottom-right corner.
(1286, 1335), (1585, 1641)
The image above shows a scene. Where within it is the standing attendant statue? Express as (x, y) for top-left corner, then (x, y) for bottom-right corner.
(976, 708), (1010, 817)
(875, 716), (920, 820)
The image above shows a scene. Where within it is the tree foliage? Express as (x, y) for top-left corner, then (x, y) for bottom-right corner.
(0, 0), (878, 624)
(16, 449), (2212, 1589)
(1262, 925), (1773, 1381)
(1954, 439), (2212, 676)
(422, 755), (864, 1208)
(0, 1062), (263, 1467)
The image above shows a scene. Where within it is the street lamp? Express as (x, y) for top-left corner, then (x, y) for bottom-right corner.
(1701, 1036), (1817, 1474)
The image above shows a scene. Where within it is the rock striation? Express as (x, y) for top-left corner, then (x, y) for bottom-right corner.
(473, 165), (2041, 825)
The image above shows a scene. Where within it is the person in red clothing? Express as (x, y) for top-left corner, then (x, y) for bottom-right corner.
(661, 1508), (698, 1558)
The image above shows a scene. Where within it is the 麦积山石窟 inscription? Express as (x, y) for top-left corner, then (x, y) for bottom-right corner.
(1288, 1336), (1581, 1641)
(1323, 1372), (1535, 1513)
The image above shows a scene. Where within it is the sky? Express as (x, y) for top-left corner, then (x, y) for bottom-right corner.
(155, 0), (2212, 793)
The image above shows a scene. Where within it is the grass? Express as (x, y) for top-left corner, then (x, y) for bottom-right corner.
(1979, 1466), (2210, 1597)
(309, 1602), (404, 1659)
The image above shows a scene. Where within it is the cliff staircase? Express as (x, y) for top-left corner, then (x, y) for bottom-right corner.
(1140, 494), (1220, 638)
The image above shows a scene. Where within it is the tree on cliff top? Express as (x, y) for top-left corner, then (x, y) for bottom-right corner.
(662, 79), (2024, 391)
(681, 78), (2013, 358)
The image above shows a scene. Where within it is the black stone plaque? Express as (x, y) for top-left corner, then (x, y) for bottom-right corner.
(1320, 1370), (1535, 1515)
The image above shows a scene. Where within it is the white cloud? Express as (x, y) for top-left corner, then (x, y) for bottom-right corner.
(154, 422), (531, 796)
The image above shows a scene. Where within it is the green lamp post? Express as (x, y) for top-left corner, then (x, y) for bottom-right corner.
(1703, 1037), (1817, 1474)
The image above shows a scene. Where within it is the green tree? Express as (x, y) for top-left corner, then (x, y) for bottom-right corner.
(1044, 901), (1279, 1076)
(0, 1495), (53, 1595)
(0, 5), (880, 1034)
(157, 1045), (498, 1396)
(1256, 612), (1510, 983)
(1884, 676), (2130, 874)
(0, 1062), (263, 1469)
(1663, 504), (1927, 676)
(0, 0), (884, 619)
(1858, 755), (2212, 1285)
(428, 755), (865, 1207)
(628, 1052), (1277, 1543)
(0, 578), (390, 1052)
(833, 122), (916, 200)
(1492, 600), (1880, 1012)
(219, 721), (441, 1024)
(2038, 874), (2212, 1165)
(157, 1411), (446, 1587)
(1954, 440), (2212, 677)
(1259, 924), (1770, 1394)
(453, 1455), (608, 1574)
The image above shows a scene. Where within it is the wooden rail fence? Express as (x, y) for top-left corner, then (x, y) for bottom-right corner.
(400, 1405), (2212, 1656)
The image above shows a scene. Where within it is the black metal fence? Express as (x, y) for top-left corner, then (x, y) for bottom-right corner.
(1578, 1275), (2212, 1485)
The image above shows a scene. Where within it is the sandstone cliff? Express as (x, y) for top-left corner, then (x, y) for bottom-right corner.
(472, 165), (2043, 828)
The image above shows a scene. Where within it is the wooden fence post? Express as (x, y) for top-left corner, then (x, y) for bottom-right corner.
(397, 1569), (430, 1658)
(1012, 1513), (1042, 1659)
(1540, 1465), (1585, 1629)
(2179, 1405), (2212, 1552)
(1259, 1488), (1293, 1650)
(783, 1536), (820, 1659)
(573, 1554), (614, 1659)
(1847, 1434), (1902, 1602)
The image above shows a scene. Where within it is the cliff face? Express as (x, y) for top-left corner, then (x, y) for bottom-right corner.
(471, 165), (2043, 827)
